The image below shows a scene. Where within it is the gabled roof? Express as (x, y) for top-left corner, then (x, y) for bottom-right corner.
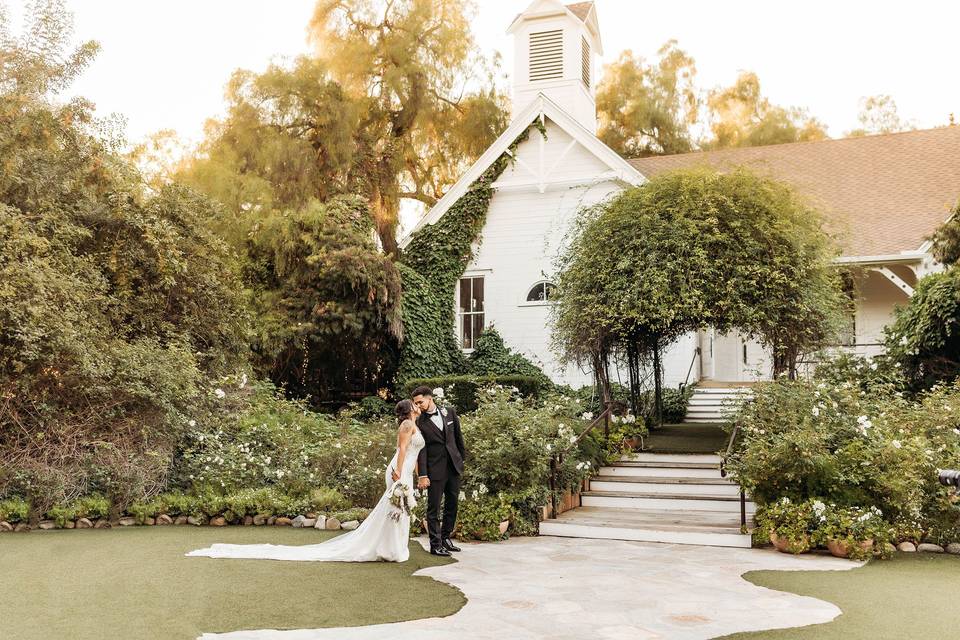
(399, 93), (643, 248)
(629, 127), (960, 258)
(565, 2), (594, 21)
(506, 1), (602, 53)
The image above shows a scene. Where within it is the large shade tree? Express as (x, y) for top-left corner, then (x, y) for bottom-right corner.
(177, 0), (509, 255)
(0, 1), (248, 519)
(552, 168), (847, 422)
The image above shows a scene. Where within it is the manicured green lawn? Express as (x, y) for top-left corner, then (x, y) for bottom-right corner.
(0, 527), (463, 640)
(722, 553), (960, 639)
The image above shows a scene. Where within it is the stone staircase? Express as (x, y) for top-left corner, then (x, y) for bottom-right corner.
(539, 452), (755, 548)
(685, 387), (752, 423)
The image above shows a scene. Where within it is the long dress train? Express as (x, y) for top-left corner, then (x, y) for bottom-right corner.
(185, 429), (425, 563)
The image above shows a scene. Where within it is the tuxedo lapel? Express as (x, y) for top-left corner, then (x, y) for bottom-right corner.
(418, 413), (443, 441)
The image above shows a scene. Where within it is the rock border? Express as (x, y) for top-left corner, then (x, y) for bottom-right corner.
(0, 511), (364, 533)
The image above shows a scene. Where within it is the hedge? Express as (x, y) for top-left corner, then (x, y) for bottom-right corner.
(404, 375), (548, 412)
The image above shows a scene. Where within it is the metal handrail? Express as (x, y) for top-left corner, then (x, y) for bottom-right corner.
(682, 346), (702, 388)
(549, 407), (611, 518)
(720, 421), (747, 529)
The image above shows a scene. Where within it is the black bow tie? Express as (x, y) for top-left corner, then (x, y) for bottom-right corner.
(426, 410), (438, 417)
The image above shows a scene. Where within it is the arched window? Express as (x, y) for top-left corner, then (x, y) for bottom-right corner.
(526, 281), (556, 303)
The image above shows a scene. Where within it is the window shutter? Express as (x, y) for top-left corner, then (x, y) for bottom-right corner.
(581, 36), (590, 87)
(529, 29), (563, 81)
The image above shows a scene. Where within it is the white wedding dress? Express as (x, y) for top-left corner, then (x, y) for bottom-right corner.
(185, 427), (425, 563)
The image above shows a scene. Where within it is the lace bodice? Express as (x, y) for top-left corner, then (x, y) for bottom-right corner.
(387, 424), (424, 483)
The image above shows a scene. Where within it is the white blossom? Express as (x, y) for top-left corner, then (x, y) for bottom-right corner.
(214, 388), (226, 399)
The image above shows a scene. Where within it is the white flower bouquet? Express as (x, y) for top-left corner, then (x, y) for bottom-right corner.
(388, 481), (416, 522)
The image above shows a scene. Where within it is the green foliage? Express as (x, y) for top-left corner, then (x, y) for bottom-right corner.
(176, 0), (508, 255)
(884, 266), (960, 391)
(468, 328), (552, 387)
(403, 375), (548, 413)
(343, 396), (394, 422)
(756, 498), (890, 559)
(456, 388), (617, 535)
(930, 201), (960, 266)
(552, 167), (846, 382)
(727, 371), (960, 540)
(0, 5), (248, 519)
(455, 493), (514, 541)
(396, 127), (533, 383)
(704, 72), (828, 149)
(0, 498), (29, 523)
(173, 379), (396, 508)
(596, 42), (699, 158)
(245, 195), (403, 403)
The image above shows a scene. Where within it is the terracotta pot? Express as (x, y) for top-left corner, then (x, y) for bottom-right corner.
(769, 531), (810, 554)
(826, 538), (874, 558)
(498, 520), (510, 535)
(622, 436), (643, 450)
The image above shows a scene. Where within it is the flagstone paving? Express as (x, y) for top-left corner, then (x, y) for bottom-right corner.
(199, 536), (860, 639)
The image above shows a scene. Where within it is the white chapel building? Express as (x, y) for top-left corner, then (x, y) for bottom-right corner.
(401, 0), (960, 391)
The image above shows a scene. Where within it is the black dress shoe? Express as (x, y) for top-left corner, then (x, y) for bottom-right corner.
(430, 546), (452, 557)
(442, 538), (461, 552)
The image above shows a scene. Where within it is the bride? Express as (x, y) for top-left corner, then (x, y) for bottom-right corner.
(186, 400), (426, 563)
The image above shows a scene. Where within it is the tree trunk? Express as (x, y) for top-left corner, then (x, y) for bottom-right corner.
(653, 341), (664, 427)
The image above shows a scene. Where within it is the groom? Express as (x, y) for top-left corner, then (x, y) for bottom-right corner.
(412, 386), (466, 557)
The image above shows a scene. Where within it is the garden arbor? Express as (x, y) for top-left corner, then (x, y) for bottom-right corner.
(552, 167), (847, 425)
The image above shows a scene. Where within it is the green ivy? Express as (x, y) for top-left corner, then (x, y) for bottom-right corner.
(395, 125), (536, 383)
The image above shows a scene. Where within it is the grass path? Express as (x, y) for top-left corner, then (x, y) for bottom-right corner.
(721, 553), (960, 639)
(0, 527), (464, 640)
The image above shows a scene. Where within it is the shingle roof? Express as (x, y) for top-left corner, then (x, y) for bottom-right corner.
(628, 127), (960, 257)
(565, 2), (593, 21)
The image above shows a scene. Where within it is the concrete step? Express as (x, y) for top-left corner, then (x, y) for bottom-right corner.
(581, 490), (756, 514)
(624, 452), (722, 464)
(589, 475), (741, 497)
(599, 462), (720, 479)
(540, 506), (752, 548)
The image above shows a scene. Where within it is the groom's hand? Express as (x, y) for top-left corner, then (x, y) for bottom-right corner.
(391, 469), (400, 482)
(417, 476), (430, 489)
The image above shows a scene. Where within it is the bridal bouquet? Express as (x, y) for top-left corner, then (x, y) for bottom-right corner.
(388, 481), (415, 522)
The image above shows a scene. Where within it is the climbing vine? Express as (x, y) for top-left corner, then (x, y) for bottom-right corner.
(395, 124), (538, 383)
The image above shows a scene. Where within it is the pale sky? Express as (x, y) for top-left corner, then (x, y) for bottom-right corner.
(8, 0), (958, 149)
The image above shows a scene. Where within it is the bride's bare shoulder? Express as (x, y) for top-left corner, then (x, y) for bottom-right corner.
(398, 418), (418, 432)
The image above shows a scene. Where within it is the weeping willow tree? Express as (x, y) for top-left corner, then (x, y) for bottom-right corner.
(552, 167), (847, 424)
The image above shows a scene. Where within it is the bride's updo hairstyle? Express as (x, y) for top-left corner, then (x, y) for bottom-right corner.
(395, 399), (415, 425)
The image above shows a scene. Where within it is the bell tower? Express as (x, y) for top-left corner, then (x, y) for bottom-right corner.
(507, 1), (602, 132)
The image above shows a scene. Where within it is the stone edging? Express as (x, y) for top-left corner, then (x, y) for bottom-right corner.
(0, 513), (362, 533)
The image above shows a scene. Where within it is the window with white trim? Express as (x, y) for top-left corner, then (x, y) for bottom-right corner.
(525, 281), (556, 303)
(457, 276), (485, 350)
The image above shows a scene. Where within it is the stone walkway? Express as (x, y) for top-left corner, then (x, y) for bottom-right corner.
(199, 536), (860, 640)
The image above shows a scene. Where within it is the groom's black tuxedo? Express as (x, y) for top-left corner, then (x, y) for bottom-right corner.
(416, 404), (466, 550)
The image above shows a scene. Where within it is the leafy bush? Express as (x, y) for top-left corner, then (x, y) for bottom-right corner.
(0, 19), (248, 520)
(727, 369), (960, 542)
(403, 375), (548, 412)
(468, 328), (553, 389)
(0, 498), (28, 523)
(174, 379), (396, 508)
(884, 267), (960, 392)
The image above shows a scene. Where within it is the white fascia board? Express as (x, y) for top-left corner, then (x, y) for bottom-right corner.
(834, 253), (928, 265)
(398, 93), (644, 249)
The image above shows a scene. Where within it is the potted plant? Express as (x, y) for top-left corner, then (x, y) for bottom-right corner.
(814, 503), (886, 560)
(759, 498), (814, 554)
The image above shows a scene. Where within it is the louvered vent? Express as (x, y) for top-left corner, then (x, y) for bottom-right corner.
(529, 29), (563, 81)
(581, 36), (590, 87)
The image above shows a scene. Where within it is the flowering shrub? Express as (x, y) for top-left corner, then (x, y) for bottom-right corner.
(727, 363), (960, 545)
(173, 379), (395, 508)
(756, 498), (891, 558)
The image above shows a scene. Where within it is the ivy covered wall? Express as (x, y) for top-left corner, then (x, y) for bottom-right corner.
(395, 125), (536, 383)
